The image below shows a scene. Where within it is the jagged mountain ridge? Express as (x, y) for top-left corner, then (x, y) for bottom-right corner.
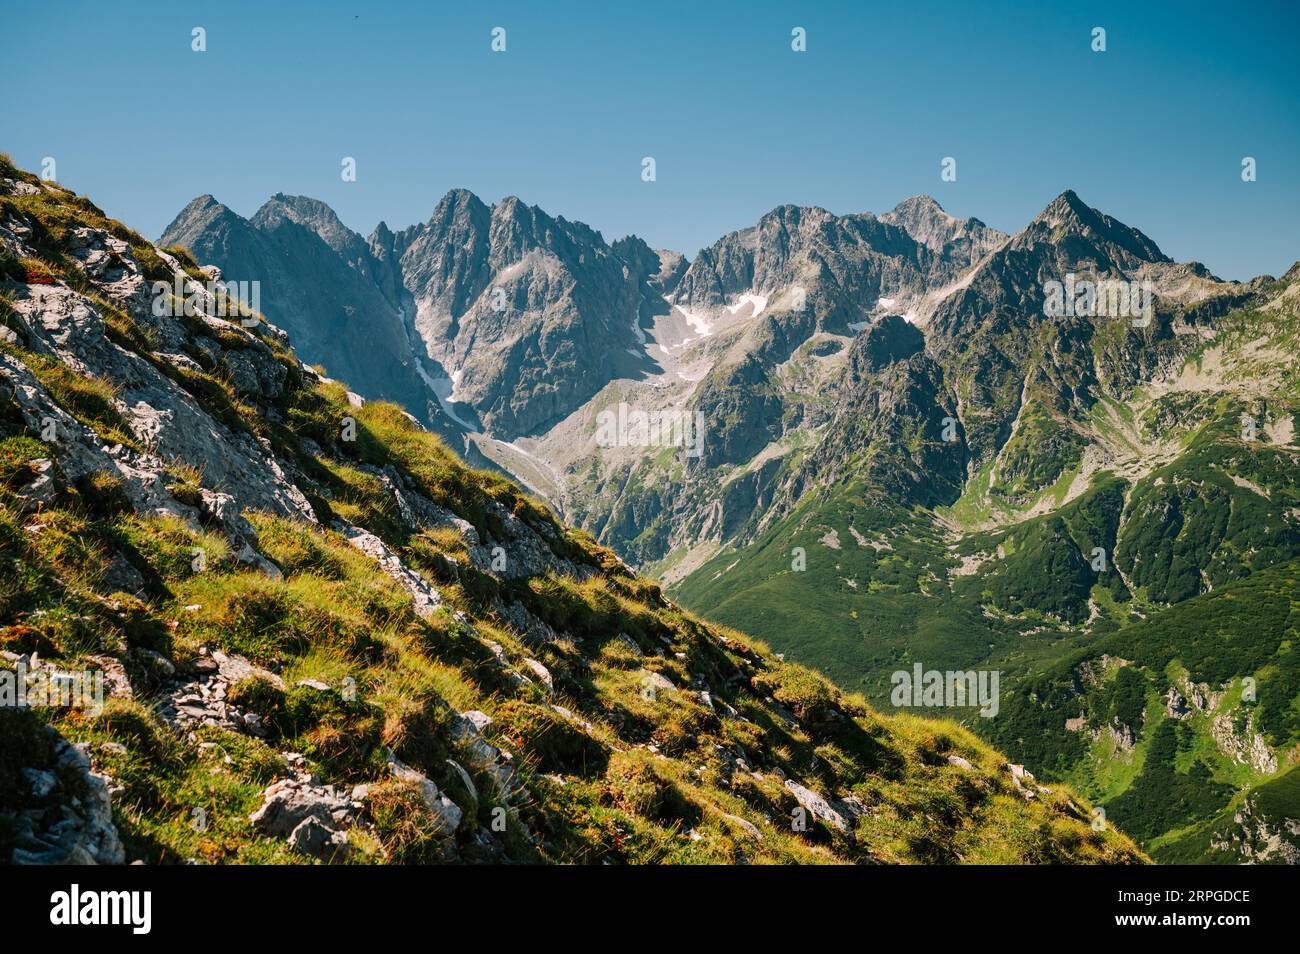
(378, 189), (658, 437)
(158, 180), (1291, 637)
(165, 187), (672, 442)
(160, 193), (433, 426)
(159, 185), (1021, 571)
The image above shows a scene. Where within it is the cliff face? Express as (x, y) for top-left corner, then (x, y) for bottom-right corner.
(388, 190), (655, 437)
(164, 187), (666, 442)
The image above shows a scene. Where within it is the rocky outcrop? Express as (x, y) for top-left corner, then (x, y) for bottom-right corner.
(335, 519), (447, 619)
(784, 779), (854, 837)
(8, 731), (125, 865)
(1210, 794), (1300, 864)
(1211, 710), (1278, 775)
(384, 752), (463, 835)
(162, 647), (284, 736)
(249, 754), (365, 861)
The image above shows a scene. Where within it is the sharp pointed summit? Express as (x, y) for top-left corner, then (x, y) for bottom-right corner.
(1021, 189), (1169, 266)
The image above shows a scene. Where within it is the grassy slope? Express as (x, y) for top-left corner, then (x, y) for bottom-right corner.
(0, 154), (1143, 865)
(673, 480), (1018, 699)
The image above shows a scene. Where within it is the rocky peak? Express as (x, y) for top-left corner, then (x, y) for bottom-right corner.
(880, 195), (1006, 265)
(487, 195), (553, 261)
(609, 234), (660, 280)
(161, 194), (249, 243)
(612, 235), (688, 295)
(428, 187), (492, 235)
(382, 188), (651, 437)
(760, 203), (838, 229)
(252, 193), (371, 266)
(159, 193), (431, 422)
(854, 313), (927, 372)
(1018, 190), (1169, 267)
(174, 193), (229, 219)
(653, 248), (688, 295)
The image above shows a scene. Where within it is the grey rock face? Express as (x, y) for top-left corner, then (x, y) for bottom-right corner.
(725, 190), (1264, 547)
(391, 191), (654, 437)
(9, 732), (125, 866)
(784, 779), (853, 836)
(249, 767), (361, 861)
(452, 711), (520, 801)
(879, 195), (1006, 267)
(335, 519), (447, 619)
(159, 195), (433, 423)
(164, 189), (676, 442)
(671, 203), (937, 327)
(385, 751), (463, 834)
(6, 279), (315, 525)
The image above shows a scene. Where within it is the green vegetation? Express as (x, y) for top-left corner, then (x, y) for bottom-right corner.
(989, 401), (1086, 504)
(953, 474), (1130, 624)
(983, 557), (1300, 852)
(1105, 720), (1234, 842)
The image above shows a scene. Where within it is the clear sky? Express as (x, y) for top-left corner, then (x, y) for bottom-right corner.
(3, 0), (1297, 280)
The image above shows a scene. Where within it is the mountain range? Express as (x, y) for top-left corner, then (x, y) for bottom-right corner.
(0, 153), (1151, 865)
(4, 150), (1291, 863)
(160, 175), (1300, 862)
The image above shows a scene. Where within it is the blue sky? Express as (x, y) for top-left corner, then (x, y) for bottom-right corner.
(3, 0), (1297, 279)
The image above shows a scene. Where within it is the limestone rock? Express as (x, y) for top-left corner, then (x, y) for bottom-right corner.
(784, 779), (852, 836)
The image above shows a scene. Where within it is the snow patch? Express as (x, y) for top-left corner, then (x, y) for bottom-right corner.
(677, 307), (713, 337)
(727, 293), (768, 319)
(630, 297), (648, 345)
(416, 360), (476, 431)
